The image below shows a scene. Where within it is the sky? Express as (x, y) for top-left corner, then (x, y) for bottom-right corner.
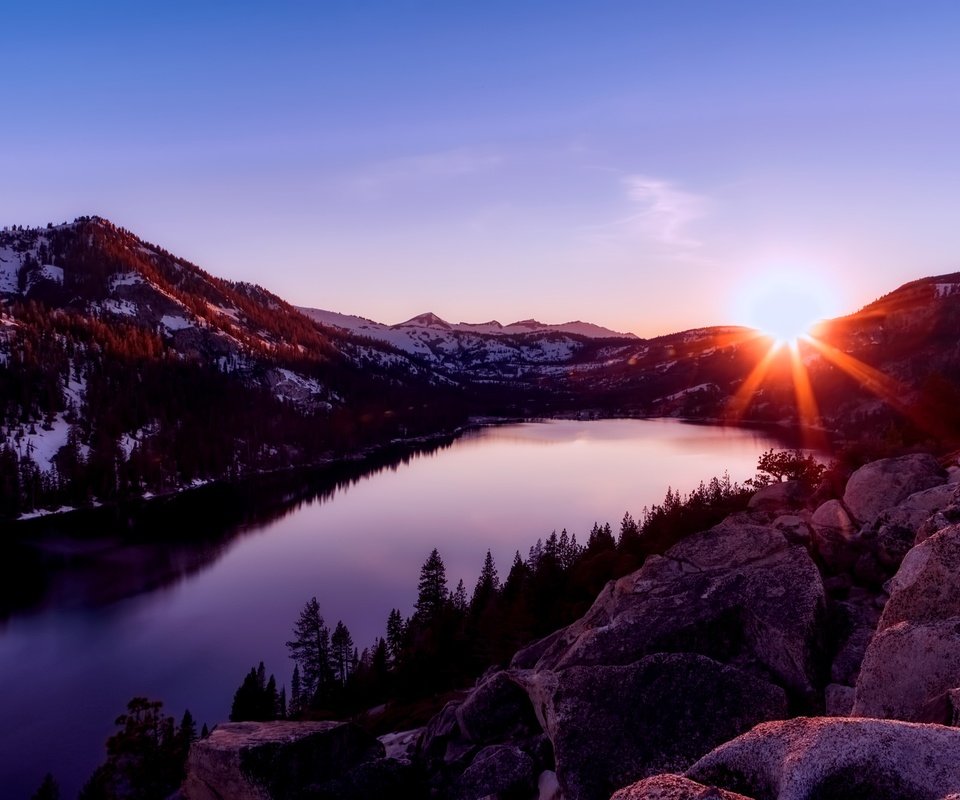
(4, 1), (960, 336)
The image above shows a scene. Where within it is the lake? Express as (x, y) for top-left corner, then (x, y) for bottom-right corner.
(0, 418), (792, 798)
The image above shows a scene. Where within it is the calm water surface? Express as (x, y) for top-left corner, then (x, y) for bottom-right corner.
(0, 419), (789, 798)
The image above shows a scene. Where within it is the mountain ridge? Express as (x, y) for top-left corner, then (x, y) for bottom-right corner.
(3, 215), (960, 519)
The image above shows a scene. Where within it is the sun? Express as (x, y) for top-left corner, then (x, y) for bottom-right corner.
(738, 274), (828, 347)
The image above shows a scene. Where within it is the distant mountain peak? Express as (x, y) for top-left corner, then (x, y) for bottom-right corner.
(395, 312), (453, 329)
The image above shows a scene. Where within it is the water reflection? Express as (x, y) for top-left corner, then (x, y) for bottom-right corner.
(2, 434), (461, 624)
(0, 419), (795, 798)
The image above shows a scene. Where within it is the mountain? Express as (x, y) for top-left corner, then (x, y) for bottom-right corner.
(0, 217), (481, 518)
(2, 215), (960, 519)
(300, 307), (638, 372)
(390, 311), (637, 339)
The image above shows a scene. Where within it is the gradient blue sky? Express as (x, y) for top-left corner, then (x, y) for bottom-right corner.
(4, 1), (960, 336)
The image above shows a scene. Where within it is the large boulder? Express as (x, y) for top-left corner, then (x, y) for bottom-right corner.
(518, 523), (825, 700)
(916, 486), (960, 543)
(852, 524), (960, 722)
(878, 523), (960, 630)
(455, 670), (539, 745)
(182, 721), (384, 800)
(453, 744), (537, 800)
(611, 773), (754, 800)
(688, 717), (960, 800)
(853, 619), (960, 722)
(418, 700), (465, 766)
(521, 653), (787, 800)
(842, 453), (946, 524)
(770, 514), (811, 547)
(859, 482), (959, 569)
(747, 481), (808, 512)
(808, 500), (857, 571)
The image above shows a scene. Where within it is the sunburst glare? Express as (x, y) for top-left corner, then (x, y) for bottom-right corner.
(736, 271), (833, 348)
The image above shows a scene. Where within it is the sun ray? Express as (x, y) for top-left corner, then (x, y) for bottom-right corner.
(788, 340), (828, 451)
(725, 341), (782, 423)
(804, 337), (913, 412)
(802, 335), (947, 437)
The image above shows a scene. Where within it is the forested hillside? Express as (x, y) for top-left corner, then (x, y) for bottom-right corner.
(0, 218), (477, 518)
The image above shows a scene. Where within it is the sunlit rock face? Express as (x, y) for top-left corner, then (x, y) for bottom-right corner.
(854, 523), (960, 723)
(516, 523), (826, 701)
(842, 453), (946, 524)
(685, 717), (960, 800)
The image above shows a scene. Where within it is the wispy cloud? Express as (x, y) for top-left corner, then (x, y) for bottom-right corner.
(347, 148), (503, 198)
(618, 174), (708, 248)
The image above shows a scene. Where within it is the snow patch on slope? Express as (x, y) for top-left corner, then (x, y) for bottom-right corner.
(0, 246), (20, 293)
(111, 272), (145, 289)
(936, 282), (960, 298)
(15, 416), (73, 473)
(160, 314), (194, 332)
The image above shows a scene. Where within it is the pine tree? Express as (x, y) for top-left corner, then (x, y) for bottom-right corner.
(586, 521), (616, 554)
(230, 668), (260, 721)
(290, 664), (302, 715)
(79, 697), (184, 800)
(618, 511), (641, 552)
(286, 597), (333, 702)
(373, 637), (389, 679)
(503, 551), (528, 599)
(471, 549), (500, 612)
(178, 709), (197, 752)
(264, 675), (279, 719)
(30, 773), (59, 800)
(386, 609), (406, 667)
(330, 621), (355, 686)
(452, 579), (468, 613)
(415, 548), (448, 621)
(230, 664), (280, 721)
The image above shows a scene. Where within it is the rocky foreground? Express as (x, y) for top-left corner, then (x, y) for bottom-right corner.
(180, 453), (960, 800)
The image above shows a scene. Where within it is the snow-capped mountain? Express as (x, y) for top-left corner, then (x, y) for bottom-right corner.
(4, 214), (960, 518)
(301, 307), (638, 376)
(304, 307), (635, 341)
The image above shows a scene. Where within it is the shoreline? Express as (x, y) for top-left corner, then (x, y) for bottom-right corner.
(7, 416), (526, 530)
(7, 413), (819, 529)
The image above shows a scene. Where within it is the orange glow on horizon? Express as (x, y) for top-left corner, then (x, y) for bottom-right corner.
(725, 340), (783, 423)
(726, 323), (943, 448)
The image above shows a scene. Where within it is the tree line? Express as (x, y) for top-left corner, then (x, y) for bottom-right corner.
(229, 471), (753, 725)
